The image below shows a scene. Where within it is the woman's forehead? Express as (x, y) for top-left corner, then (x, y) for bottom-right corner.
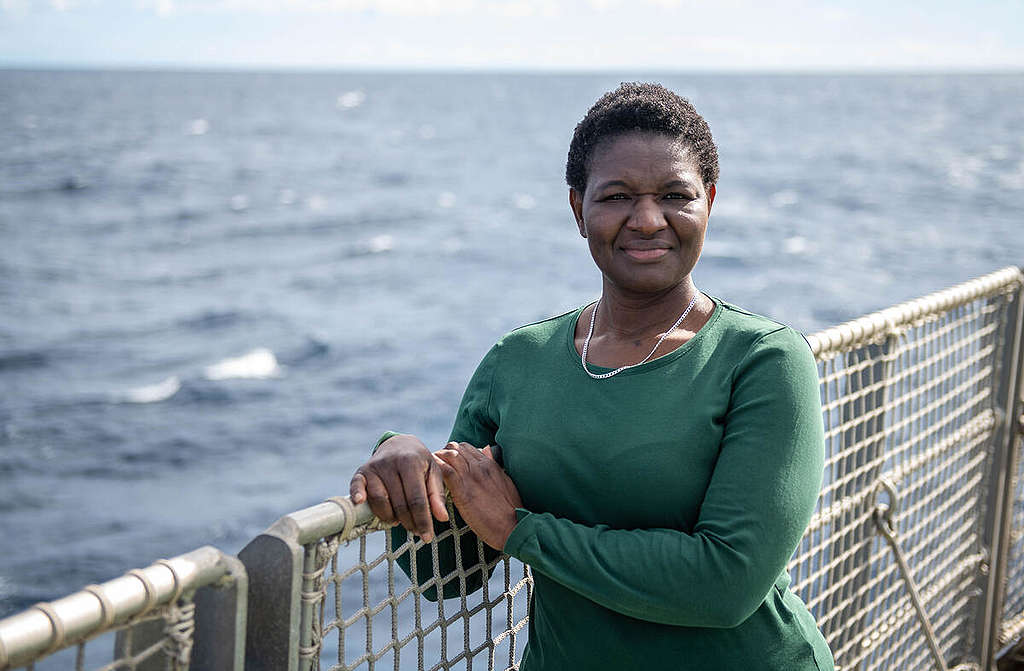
(588, 132), (701, 184)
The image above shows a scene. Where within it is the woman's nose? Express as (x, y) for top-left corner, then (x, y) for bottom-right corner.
(627, 195), (668, 234)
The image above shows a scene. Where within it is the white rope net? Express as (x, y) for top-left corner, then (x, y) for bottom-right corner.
(10, 601), (196, 671)
(306, 271), (1022, 671)
(790, 287), (1018, 670)
(304, 505), (531, 671)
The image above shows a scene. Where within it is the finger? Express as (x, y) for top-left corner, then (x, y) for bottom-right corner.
(457, 442), (484, 460)
(426, 461), (449, 523)
(350, 471), (367, 504)
(399, 467), (435, 541)
(435, 448), (468, 472)
(434, 456), (464, 496)
(363, 471), (396, 524)
(433, 454), (455, 475)
(377, 469), (416, 532)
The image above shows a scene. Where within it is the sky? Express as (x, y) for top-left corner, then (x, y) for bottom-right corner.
(1, 0), (1023, 71)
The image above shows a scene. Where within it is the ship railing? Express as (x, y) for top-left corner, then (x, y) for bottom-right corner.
(237, 496), (531, 671)
(2, 265), (1023, 671)
(0, 546), (246, 671)
(794, 265), (1024, 671)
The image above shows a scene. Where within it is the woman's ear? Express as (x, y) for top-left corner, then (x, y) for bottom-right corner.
(706, 184), (716, 213)
(569, 188), (586, 238)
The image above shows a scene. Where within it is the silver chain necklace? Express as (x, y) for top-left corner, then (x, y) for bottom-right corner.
(581, 293), (699, 379)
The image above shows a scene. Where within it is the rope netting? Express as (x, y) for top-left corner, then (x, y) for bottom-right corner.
(7, 601), (196, 671)
(791, 291), (1012, 671)
(300, 269), (1023, 671)
(0, 547), (240, 671)
(302, 502), (531, 671)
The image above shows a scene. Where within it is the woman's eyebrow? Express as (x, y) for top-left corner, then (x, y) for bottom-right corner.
(594, 179), (629, 191)
(662, 179), (698, 190)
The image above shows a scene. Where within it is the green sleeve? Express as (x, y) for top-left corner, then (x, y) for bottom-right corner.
(387, 344), (505, 601)
(503, 328), (825, 627)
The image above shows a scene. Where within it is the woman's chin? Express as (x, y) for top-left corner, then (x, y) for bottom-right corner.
(605, 275), (690, 297)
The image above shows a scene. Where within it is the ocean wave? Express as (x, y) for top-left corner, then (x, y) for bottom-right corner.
(204, 348), (283, 380)
(281, 337), (330, 366)
(112, 346), (293, 406)
(0, 350), (48, 372)
(177, 309), (245, 331)
(122, 376), (181, 404)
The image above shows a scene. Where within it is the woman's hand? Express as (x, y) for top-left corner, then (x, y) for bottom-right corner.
(434, 442), (522, 551)
(349, 434), (449, 543)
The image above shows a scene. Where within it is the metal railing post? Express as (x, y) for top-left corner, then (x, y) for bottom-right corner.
(981, 274), (1024, 669)
(238, 497), (378, 671)
(193, 554), (248, 671)
(238, 524), (305, 671)
(114, 553), (248, 671)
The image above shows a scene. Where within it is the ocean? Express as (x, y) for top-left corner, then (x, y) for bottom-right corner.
(0, 69), (1022, 617)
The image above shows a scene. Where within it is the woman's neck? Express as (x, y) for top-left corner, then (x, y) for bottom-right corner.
(596, 279), (701, 340)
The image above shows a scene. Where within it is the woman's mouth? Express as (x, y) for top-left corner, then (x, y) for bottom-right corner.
(623, 247), (670, 260)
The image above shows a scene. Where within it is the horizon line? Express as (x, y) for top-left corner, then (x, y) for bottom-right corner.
(3, 62), (1024, 76)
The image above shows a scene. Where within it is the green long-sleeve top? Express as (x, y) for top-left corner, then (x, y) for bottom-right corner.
(386, 297), (834, 670)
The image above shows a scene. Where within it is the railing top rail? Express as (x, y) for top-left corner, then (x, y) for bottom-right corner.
(261, 495), (385, 547)
(806, 265), (1023, 358)
(0, 545), (235, 670)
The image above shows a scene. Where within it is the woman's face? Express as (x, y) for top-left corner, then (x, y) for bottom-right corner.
(569, 132), (715, 297)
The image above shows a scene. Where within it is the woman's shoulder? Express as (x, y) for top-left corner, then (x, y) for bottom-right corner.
(494, 306), (583, 350)
(710, 298), (811, 356)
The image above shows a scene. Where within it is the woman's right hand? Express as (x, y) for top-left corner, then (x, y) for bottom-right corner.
(349, 434), (450, 543)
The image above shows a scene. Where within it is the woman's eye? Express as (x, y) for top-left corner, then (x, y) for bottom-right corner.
(665, 192), (693, 200)
(600, 193), (629, 201)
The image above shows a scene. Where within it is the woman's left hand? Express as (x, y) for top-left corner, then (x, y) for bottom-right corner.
(434, 442), (522, 551)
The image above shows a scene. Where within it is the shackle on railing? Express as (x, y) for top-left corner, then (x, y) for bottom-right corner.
(870, 478), (979, 671)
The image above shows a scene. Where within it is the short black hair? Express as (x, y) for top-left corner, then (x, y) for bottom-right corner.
(565, 82), (719, 193)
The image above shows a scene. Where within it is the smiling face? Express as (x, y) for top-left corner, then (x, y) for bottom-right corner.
(570, 132), (715, 298)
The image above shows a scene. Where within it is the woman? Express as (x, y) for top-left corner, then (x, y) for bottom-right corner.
(350, 82), (833, 670)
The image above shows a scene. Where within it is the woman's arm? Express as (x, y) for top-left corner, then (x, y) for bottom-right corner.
(452, 327), (825, 627)
(350, 344), (507, 601)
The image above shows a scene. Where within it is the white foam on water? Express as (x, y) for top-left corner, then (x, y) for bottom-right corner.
(204, 348), (283, 380)
(770, 190), (799, 208)
(336, 90), (366, 110)
(187, 118), (210, 136)
(367, 234), (394, 253)
(124, 376), (181, 403)
(514, 193), (536, 210)
(306, 194), (328, 211)
(437, 191), (456, 208)
(783, 235), (813, 255)
(229, 194), (249, 212)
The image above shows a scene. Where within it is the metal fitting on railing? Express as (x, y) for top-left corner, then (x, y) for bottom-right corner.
(870, 478), (951, 671)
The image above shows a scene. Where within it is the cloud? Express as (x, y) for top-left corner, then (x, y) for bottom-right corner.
(159, 0), (477, 16)
(127, 0), (706, 17)
(1, 0), (82, 12)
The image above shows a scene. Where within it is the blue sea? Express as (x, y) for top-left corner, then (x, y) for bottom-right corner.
(0, 69), (1022, 617)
